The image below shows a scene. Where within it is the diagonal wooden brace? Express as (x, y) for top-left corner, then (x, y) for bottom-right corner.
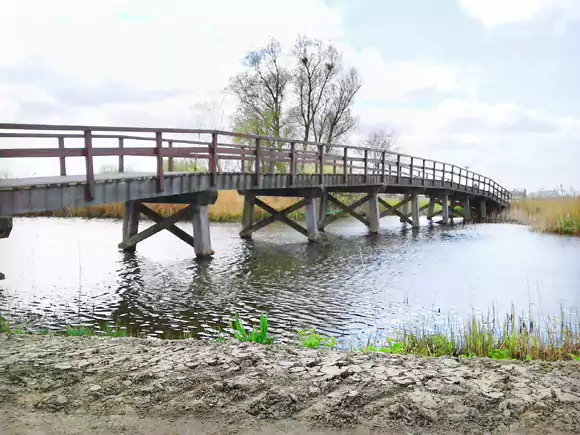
(239, 197), (308, 238)
(323, 194), (370, 227)
(377, 197), (413, 225)
(118, 204), (194, 250)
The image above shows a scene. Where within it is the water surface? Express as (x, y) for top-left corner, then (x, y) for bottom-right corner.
(1, 217), (579, 342)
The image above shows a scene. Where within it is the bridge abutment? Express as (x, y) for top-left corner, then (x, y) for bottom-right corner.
(410, 194), (420, 228)
(367, 192), (380, 233)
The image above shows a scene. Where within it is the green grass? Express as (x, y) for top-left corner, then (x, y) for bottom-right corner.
(0, 316), (10, 334)
(297, 329), (337, 349)
(65, 326), (95, 337)
(230, 313), (273, 345)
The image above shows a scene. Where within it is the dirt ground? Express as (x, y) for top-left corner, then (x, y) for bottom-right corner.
(1, 335), (579, 434)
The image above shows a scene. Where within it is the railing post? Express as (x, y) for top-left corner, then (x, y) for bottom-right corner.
(167, 140), (174, 172)
(443, 163), (447, 185)
(84, 129), (95, 201)
(396, 154), (401, 184)
(58, 136), (66, 176)
(290, 142), (296, 186)
(410, 157), (414, 186)
(421, 159), (425, 186)
(254, 138), (261, 187)
(381, 151), (386, 183)
(209, 132), (217, 187)
(343, 147), (348, 184)
(458, 167), (462, 188)
(319, 144), (325, 185)
(155, 131), (164, 193)
(432, 162), (436, 185)
(118, 137), (124, 173)
(363, 149), (368, 183)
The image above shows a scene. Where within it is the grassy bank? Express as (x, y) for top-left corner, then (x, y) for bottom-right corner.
(509, 197), (580, 236)
(2, 308), (579, 361)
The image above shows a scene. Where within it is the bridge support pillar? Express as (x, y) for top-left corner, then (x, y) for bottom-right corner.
(367, 193), (380, 233)
(399, 194), (410, 224)
(480, 200), (487, 223)
(192, 206), (214, 258)
(121, 201), (140, 253)
(318, 191), (329, 231)
(240, 194), (255, 239)
(441, 195), (450, 225)
(464, 198), (471, 222)
(426, 197), (436, 221)
(305, 197), (320, 242)
(410, 194), (420, 228)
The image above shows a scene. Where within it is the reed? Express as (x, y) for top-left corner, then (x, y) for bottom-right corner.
(509, 197), (580, 236)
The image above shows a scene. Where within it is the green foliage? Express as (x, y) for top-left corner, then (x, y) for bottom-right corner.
(102, 325), (127, 338)
(489, 349), (512, 360)
(297, 329), (336, 349)
(65, 326), (94, 337)
(569, 354), (580, 361)
(230, 314), (273, 345)
(0, 316), (10, 334)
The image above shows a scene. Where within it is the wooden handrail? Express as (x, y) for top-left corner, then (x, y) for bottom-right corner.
(0, 123), (510, 203)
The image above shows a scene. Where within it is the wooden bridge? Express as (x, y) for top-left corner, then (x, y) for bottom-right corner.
(0, 123), (510, 265)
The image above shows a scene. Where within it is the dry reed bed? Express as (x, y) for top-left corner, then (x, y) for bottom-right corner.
(509, 197), (580, 236)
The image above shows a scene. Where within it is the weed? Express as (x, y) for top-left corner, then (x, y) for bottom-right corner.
(65, 326), (94, 337)
(231, 314), (273, 345)
(102, 325), (127, 338)
(297, 329), (336, 349)
(569, 354), (580, 361)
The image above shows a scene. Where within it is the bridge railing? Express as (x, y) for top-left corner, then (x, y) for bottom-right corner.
(0, 123), (510, 204)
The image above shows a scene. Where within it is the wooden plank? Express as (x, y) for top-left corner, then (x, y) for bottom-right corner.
(118, 205), (193, 250)
(290, 142), (296, 185)
(325, 194), (370, 227)
(118, 137), (124, 173)
(155, 131), (164, 192)
(343, 148), (348, 183)
(318, 145), (324, 185)
(0, 148), (84, 158)
(58, 136), (66, 176)
(209, 132), (217, 187)
(138, 203), (194, 247)
(84, 129), (95, 201)
(364, 149), (368, 183)
(254, 138), (261, 187)
(167, 140), (174, 172)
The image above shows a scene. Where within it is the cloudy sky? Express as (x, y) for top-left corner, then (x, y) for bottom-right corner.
(1, 0), (579, 191)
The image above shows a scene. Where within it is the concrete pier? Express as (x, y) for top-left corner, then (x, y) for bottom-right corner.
(192, 206), (214, 257)
(441, 195), (450, 224)
(410, 194), (420, 228)
(305, 197), (319, 242)
(240, 194), (254, 239)
(121, 201), (140, 253)
(367, 192), (380, 233)
(426, 197), (436, 221)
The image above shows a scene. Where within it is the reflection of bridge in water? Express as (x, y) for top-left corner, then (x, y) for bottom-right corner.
(0, 123), (510, 271)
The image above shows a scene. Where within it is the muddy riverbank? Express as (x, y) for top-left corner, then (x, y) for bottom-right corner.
(1, 336), (579, 434)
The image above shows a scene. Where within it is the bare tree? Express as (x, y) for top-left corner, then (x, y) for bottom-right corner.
(229, 39), (291, 139)
(314, 68), (362, 151)
(360, 129), (397, 172)
(291, 37), (362, 151)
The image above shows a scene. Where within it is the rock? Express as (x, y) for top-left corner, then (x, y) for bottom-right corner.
(289, 393), (298, 402)
(54, 363), (73, 371)
(320, 365), (345, 379)
(278, 361), (296, 368)
(88, 385), (102, 393)
(122, 380), (133, 387)
(482, 390), (504, 400)
(309, 386), (320, 396)
(392, 376), (414, 386)
(556, 391), (580, 403)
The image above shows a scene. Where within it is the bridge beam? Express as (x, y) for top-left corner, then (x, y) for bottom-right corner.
(377, 196), (413, 225)
(239, 196), (317, 241)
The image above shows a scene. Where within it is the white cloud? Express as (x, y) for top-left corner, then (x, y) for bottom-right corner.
(459, 0), (580, 28)
(356, 100), (580, 191)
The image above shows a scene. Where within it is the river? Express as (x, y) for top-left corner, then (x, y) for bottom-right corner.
(1, 217), (579, 344)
